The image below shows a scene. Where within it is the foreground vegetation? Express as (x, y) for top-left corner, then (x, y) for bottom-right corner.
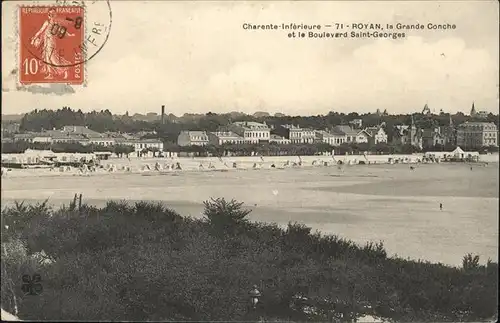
(1, 198), (498, 321)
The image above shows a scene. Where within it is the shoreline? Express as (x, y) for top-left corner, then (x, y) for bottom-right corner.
(2, 153), (497, 179)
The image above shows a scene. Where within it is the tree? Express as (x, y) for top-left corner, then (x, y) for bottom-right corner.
(203, 198), (251, 234)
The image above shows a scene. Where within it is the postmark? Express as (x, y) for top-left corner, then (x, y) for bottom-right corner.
(18, 0), (112, 85)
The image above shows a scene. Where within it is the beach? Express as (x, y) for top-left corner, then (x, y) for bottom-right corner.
(1, 155), (498, 267)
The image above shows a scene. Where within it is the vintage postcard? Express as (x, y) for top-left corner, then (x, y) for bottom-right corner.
(1, 1), (499, 322)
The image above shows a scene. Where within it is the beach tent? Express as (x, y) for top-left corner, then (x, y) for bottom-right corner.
(452, 147), (465, 158)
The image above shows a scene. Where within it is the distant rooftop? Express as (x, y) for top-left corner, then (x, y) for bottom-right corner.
(232, 121), (269, 130)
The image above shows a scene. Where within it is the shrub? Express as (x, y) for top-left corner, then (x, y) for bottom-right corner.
(462, 253), (480, 271)
(203, 198), (251, 234)
(0, 199), (497, 321)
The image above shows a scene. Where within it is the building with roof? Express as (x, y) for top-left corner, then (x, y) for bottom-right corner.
(456, 122), (498, 149)
(208, 131), (245, 145)
(364, 126), (388, 145)
(332, 125), (359, 143)
(392, 116), (424, 149)
(1, 122), (20, 135)
(272, 124), (315, 144)
(269, 134), (291, 145)
(228, 121), (270, 144)
(422, 127), (446, 148)
(315, 130), (337, 146)
(470, 102), (489, 120)
(349, 119), (363, 129)
(392, 125), (411, 146)
(43, 130), (89, 144)
(177, 131), (209, 146)
(355, 129), (370, 144)
(61, 125), (104, 138)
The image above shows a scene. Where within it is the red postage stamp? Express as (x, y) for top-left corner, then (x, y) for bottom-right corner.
(19, 6), (85, 85)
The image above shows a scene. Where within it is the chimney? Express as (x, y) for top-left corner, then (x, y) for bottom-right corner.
(161, 105), (165, 124)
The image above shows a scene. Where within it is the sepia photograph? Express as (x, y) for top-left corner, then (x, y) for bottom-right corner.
(1, 0), (499, 322)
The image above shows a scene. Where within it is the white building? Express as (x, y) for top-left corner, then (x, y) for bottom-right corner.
(88, 138), (115, 146)
(332, 125), (359, 143)
(228, 121), (271, 144)
(269, 134), (291, 144)
(208, 131), (245, 145)
(330, 128), (348, 146)
(456, 122), (498, 149)
(364, 126), (388, 145)
(177, 131), (209, 146)
(301, 128), (316, 144)
(355, 130), (370, 144)
(315, 130), (336, 145)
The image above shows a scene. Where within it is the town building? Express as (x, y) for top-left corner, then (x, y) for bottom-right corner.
(229, 121), (270, 144)
(13, 132), (50, 143)
(456, 122), (498, 149)
(44, 130), (90, 145)
(61, 125), (104, 138)
(301, 128), (316, 144)
(470, 102), (489, 120)
(1, 122), (20, 135)
(314, 130), (336, 146)
(177, 131), (209, 146)
(391, 125), (411, 145)
(355, 130), (371, 144)
(332, 125), (359, 143)
(330, 128), (348, 146)
(269, 134), (291, 145)
(109, 133), (164, 156)
(409, 116), (423, 149)
(207, 131), (245, 145)
(364, 126), (388, 145)
(421, 127), (446, 148)
(272, 124), (315, 144)
(349, 119), (363, 129)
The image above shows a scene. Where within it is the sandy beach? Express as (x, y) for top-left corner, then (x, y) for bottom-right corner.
(1, 155), (497, 267)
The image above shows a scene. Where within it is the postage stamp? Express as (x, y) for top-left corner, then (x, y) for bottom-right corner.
(19, 6), (85, 84)
(17, 1), (112, 86)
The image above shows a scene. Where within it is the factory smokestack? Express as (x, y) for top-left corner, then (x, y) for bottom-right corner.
(161, 105), (165, 124)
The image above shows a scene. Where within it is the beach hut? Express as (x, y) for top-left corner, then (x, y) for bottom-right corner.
(450, 147), (480, 162)
(452, 147), (466, 159)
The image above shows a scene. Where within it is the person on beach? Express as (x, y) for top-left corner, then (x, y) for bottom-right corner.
(440, 203), (443, 211)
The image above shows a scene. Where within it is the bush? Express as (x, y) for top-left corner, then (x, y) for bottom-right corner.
(0, 198), (497, 321)
(203, 198), (251, 234)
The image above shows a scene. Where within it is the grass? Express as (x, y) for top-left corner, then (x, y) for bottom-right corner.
(1, 196), (498, 322)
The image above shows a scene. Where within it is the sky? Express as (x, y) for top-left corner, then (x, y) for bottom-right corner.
(2, 0), (499, 116)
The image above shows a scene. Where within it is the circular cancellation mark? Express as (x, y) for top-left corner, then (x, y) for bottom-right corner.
(20, 0), (112, 68)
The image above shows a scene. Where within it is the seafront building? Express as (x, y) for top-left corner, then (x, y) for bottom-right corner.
(364, 126), (388, 145)
(11, 125), (164, 157)
(332, 125), (360, 143)
(227, 121), (271, 144)
(177, 131), (209, 146)
(207, 131), (245, 145)
(269, 134), (291, 145)
(271, 124), (315, 144)
(456, 122), (498, 149)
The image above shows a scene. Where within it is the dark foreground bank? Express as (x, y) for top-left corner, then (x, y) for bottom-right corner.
(1, 197), (498, 322)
